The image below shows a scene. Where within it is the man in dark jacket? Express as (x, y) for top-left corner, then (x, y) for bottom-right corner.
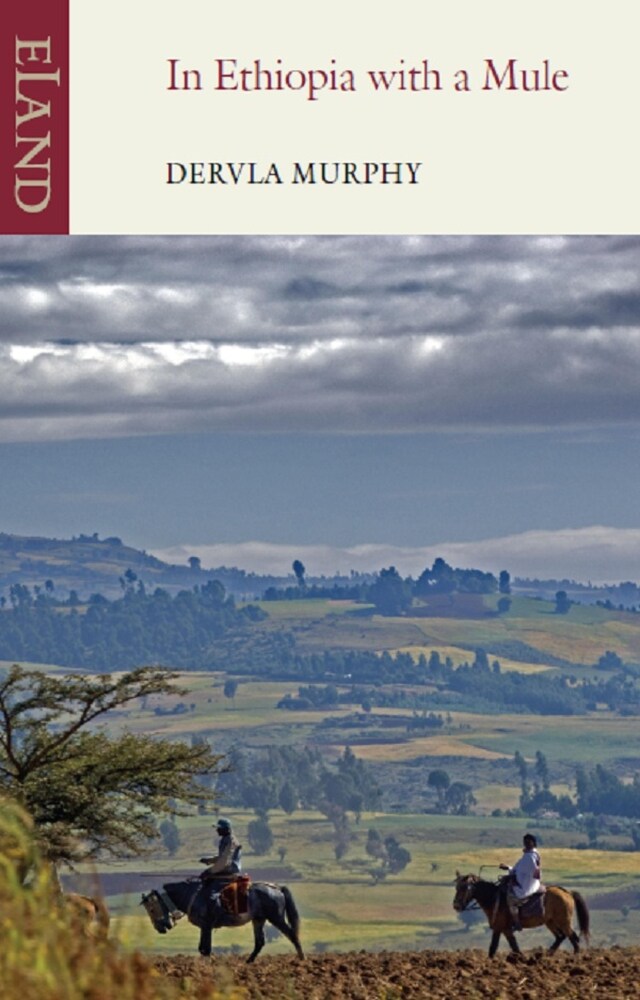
(199, 817), (242, 931)
(200, 817), (242, 878)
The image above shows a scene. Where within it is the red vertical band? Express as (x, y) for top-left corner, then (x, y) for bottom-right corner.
(0, 0), (69, 233)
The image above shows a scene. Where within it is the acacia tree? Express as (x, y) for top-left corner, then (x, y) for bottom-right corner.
(0, 664), (224, 863)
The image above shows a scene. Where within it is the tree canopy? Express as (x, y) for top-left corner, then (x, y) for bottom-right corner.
(0, 578), (266, 671)
(0, 664), (224, 863)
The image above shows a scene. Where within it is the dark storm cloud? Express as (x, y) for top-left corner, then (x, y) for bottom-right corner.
(0, 235), (639, 440)
(519, 291), (640, 331)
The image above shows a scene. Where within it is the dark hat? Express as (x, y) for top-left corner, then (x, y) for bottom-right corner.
(523, 832), (537, 846)
(215, 817), (232, 832)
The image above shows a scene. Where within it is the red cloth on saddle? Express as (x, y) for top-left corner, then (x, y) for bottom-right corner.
(220, 875), (252, 916)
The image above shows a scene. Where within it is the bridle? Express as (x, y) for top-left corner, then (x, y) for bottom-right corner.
(453, 874), (483, 912)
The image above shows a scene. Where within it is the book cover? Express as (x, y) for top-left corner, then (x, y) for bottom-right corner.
(1, 2), (640, 989)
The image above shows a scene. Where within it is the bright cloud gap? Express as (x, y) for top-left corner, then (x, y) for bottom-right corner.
(152, 526), (640, 586)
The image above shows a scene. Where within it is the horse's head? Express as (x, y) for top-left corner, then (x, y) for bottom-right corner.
(452, 871), (479, 912)
(141, 889), (176, 934)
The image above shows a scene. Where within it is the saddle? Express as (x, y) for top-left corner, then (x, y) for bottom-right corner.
(518, 888), (545, 921)
(219, 874), (252, 917)
(496, 874), (546, 924)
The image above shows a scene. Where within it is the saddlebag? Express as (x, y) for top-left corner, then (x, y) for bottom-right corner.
(220, 874), (252, 917)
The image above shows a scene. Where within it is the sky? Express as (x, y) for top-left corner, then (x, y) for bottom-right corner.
(0, 234), (639, 582)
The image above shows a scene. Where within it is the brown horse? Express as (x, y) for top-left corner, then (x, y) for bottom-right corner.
(64, 892), (110, 938)
(453, 872), (590, 957)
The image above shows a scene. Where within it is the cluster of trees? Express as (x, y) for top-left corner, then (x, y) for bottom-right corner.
(427, 769), (476, 815)
(227, 646), (431, 685)
(415, 559), (500, 597)
(367, 559), (500, 616)
(365, 828), (412, 879)
(0, 575), (265, 670)
(406, 711), (446, 731)
(277, 686), (447, 732)
(513, 749), (576, 818)
(227, 638), (640, 717)
(414, 649), (640, 715)
(575, 764), (640, 819)
(276, 681), (444, 717)
(216, 744), (381, 861)
(261, 557), (502, 616)
(263, 581), (367, 602)
(441, 652), (588, 715)
(511, 750), (640, 832)
(217, 744), (380, 819)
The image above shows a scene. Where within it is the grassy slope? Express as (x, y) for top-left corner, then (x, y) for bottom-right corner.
(94, 663), (640, 954)
(251, 594), (640, 666)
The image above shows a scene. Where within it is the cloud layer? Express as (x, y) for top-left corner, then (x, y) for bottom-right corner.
(154, 526), (640, 585)
(1, 236), (639, 441)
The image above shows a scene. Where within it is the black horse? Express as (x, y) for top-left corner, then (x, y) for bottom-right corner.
(142, 877), (304, 962)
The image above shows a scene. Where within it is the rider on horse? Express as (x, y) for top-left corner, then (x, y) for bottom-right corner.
(200, 817), (242, 878)
(499, 832), (542, 931)
(199, 817), (243, 926)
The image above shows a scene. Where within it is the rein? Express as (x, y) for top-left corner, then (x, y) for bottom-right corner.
(459, 876), (501, 918)
(185, 882), (205, 921)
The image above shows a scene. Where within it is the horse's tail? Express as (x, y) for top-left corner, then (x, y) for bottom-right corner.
(572, 891), (590, 943)
(281, 885), (300, 937)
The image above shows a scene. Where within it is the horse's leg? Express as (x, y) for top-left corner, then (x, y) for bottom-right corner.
(504, 929), (520, 954)
(198, 925), (212, 957)
(548, 932), (565, 953)
(563, 898), (581, 952)
(488, 929), (501, 957)
(267, 914), (305, 959)
(246, 919), (266, 964)
(546, 891), (577, 953)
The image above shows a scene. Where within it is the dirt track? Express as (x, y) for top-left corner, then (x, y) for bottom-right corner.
(154, 946), (639, 999)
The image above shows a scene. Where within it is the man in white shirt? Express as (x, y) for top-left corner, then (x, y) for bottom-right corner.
(499, 833), (542, 931)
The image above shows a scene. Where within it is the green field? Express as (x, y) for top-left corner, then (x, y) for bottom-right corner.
(13, 589), (640, 958)
(238, 595), (640, 675)
(95, 807), (640, 956)
(82, 657), (640, 956)
(109, 669), (640, 772)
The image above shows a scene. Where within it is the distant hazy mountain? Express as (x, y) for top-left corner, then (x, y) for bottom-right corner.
(0, 532), (288, 600)
(1, 532), (636, 610)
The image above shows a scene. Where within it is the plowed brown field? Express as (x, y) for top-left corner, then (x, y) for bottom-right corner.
(154, 946), (639, 999)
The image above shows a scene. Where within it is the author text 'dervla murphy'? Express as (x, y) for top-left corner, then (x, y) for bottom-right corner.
(166, 162), (424, 187)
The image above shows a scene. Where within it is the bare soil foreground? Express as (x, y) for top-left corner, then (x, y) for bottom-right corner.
(154, 947), (639, 999)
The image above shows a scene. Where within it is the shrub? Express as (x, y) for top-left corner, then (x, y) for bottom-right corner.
(0, 798), (244, 1000)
